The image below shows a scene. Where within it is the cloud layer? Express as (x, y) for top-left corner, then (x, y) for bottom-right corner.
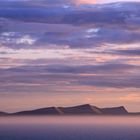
(0, 0), (140, 112)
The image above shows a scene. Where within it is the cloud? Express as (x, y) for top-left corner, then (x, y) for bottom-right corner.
(119, 94), (140, 102)
(0, 63), (139, 93)
(79, 75), (140, 88)
(1, 27), (140, 49)
(115, 49), (140, 56)
(0, 2), (140, 49)
(0, 32), (36, 46)
(0, 62), (138, 74)
(0, 2), (140, 27)
(0, 2), (140, 93)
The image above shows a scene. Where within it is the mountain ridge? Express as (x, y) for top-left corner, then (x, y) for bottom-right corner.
(1, 104), (140, 116)
(0, 112), (9, 116)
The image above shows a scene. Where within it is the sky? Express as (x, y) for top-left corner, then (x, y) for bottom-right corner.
(0, 0), (140, 113)
(79, 0), (140, 3)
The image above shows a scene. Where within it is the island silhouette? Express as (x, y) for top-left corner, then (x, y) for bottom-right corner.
(1, 104), (140, 116)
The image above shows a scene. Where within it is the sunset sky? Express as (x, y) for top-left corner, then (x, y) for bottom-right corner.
(0, 0), (140, 113)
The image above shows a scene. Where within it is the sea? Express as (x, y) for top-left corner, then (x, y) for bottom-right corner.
(0, 116), (140, 140)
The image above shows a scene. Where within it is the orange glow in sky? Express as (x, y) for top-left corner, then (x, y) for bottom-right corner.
(78, 0), (97, 4)
(78, 0), (140, 4)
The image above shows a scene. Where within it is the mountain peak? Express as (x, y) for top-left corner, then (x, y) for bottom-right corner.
(74, 104), (91, 108)
(101, 106), (128, 115)
(58, 104), (101, 115)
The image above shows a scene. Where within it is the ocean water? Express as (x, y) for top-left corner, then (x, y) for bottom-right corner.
(0, 116), (140, 140)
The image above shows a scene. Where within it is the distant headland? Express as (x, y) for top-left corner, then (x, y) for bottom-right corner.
(1, 104), (140, 116)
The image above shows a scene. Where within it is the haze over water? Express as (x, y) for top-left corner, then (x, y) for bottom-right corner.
(0, 116), (140, 140)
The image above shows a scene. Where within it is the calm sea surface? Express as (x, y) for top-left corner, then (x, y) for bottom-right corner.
(0, 116), (140, 140)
